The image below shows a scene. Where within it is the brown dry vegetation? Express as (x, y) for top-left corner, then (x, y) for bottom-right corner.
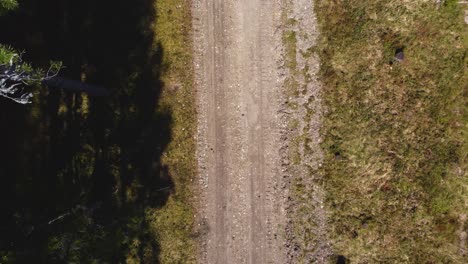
(315, 0), (467, 262)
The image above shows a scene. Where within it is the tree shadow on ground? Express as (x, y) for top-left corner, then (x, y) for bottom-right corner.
(0, 0), (172, 262)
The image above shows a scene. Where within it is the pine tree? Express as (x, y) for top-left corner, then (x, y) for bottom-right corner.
(0, 0), (107, 104)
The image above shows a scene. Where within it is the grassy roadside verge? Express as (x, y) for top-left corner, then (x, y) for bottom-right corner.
(144, 0), (196, 263)
(315, 0), (466, 262)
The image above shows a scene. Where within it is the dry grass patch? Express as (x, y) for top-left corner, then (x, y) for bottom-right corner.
(316, 0), (466, 262)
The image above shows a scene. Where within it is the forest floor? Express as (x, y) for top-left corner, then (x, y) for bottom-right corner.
(193, 0), (288, 263)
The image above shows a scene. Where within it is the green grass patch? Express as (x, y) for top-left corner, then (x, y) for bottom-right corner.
(316, 0), (467, 262)
(283, 30), (298, 71)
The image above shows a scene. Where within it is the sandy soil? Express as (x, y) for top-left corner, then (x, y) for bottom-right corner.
(193, 0), (286, 263)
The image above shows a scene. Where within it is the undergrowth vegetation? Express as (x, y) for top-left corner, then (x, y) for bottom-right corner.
(316, 0), (466, 262)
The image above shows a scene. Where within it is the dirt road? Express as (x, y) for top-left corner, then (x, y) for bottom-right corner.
(193, 0), (285, 263)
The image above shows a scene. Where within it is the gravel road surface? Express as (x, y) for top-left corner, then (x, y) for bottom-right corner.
(193, 0), (286, 263)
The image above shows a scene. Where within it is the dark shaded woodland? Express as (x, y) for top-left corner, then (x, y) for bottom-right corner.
(0, 0), (173, 262)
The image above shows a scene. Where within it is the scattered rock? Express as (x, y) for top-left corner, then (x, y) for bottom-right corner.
(395, 47), (405, 62)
